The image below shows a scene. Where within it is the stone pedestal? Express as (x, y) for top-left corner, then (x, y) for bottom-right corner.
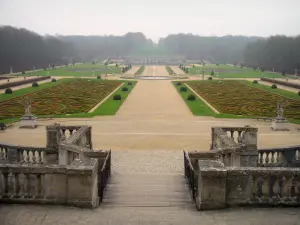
(271, 117), (289, 131)
(20, 115), (37, 128)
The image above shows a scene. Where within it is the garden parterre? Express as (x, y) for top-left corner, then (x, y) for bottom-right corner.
(0, 79), (122, 119)
(187, 80), (300, 119)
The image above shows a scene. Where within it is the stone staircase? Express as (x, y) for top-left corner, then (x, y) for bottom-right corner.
(101, 173), (193, 208)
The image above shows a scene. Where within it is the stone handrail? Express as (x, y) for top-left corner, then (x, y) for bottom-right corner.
(0, 143), (56, 164)
(183, 151), (198, 202)
(0, 158), (99, 208)
(195, 159), (300, 210)
(62, 126), (92, 149)
(258, 145), (300, 167)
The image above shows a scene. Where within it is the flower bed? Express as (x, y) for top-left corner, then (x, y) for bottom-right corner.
(0, 79), (122, 119)
(187, 80), (300, 119)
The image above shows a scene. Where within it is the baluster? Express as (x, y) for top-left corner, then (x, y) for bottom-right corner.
(37, 151), (42, 164)
(251, 175), (259, 199)
(18, 173), (25, 198)
(25, 150), (30, 163)
(2, 172), (9, 198)
(271, 152), (275, 164)
(35, 174), (42, 198)
(261, 176), (269, 200)
(69, 129), (73, 135)
(19, 150), (24, 163)
(32, 150), (36, 164)
(0, 147), (3, 160)
(24, 174), (31, 198)
(265, 152), (270, 164)
(14, 173), (21, 198)
(259, 152), (263, 165)
(271, 176), (281, 201)
(282, 175), (292, 201)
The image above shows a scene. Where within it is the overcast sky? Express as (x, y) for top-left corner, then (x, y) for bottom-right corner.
(1, 0), (299, 41)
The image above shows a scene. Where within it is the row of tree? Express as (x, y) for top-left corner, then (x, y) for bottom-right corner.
(243, 35), (300, 74)
(1, 26), (299, 75)
(0, 26), (77, 74)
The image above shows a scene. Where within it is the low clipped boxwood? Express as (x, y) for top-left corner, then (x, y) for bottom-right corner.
(113, 94), (121, 100)
(208, 77), (213, 80)
(122, 87), (128, 91)
(180, 86), (187, 92)
(127, 81), (132, 85)
(52, 78), (56, 82)
(176, 82), (182, 86)
(5, 88), (12, 94)
(253, 80), (258, 84)
(271, 84), (277, 89)
(97, 75), (101, 79)
(187, 94), (196, 101)
(32, 82), (39, 87)
(22, 71), (26, 74)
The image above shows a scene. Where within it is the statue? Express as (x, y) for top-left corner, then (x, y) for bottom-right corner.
(22, 97), (32, 116)
(277, 101), (284, 118)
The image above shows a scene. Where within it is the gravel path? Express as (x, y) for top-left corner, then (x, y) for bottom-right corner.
(116, 80), (192, 119)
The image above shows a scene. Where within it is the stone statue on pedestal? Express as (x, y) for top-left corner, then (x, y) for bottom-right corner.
(19, 96), (37, 129)
(271, 101), (289, 131)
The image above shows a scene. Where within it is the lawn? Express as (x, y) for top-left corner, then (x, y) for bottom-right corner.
(186, 80), (300, 120)
(188, 64), (286, 78)
(24, 63), (123, 77)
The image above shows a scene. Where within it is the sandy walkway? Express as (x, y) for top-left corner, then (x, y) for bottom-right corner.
(142, 66), (170, 76)
(116, 80), (192, 119)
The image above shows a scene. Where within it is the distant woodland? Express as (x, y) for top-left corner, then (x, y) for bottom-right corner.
(0, 25), (299, 74)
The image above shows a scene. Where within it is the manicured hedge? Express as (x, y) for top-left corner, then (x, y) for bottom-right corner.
(261, 77), (300, 89)
(0, 76), (50, 90)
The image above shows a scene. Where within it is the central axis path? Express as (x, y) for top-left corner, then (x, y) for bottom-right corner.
(116, 80), (192, 119)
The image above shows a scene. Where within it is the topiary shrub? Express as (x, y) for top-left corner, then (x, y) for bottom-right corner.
(187, 94), (196, 101)
(211, 70), (215, 76)
(32, 82), (39, 87)
(253, 80), (258, 84)
(113, 94), (121, 100)
(5, 88), (12, 94)
(271, 84), (277, 89)
(97, 75), (101, 79)
(52, 78), (56, 82)
(176, 82), (182, 86)
(122, 87), (128, 91)
(208, 76), (213, 80)
(180, 86), (187, 92)
(298, 91), (300, 96)
(22, 71), (25, 74)
(128, 81), (132, 85)
(44, 68), (47, 71)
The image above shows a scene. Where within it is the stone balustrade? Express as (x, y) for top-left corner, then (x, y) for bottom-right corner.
(193, 157), (300, 210)
(0, 144), (56, 164)
(0, 158), (99, 208)
(258, 146), (300, 167)
(0, 123), (110, 208)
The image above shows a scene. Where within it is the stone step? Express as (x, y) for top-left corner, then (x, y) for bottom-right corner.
(102, 173), (192, 207)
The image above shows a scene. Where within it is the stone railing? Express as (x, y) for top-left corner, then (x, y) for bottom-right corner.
(211, 126), (258, 151)
(258, 145), (300, 167)
(183, 151), (198, 202)
(0, 143), (57, 164)
(194, 157), (300, 210)
(210, 126), (258, 167)
(0, 158), (99, 208)
(0, 123), (110, 208)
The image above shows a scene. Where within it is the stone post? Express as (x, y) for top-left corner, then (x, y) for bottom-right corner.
(232, 128), (258, 167)
(46, 124), (62, 150)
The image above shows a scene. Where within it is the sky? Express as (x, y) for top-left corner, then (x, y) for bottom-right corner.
(1, 0), (300, 42)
